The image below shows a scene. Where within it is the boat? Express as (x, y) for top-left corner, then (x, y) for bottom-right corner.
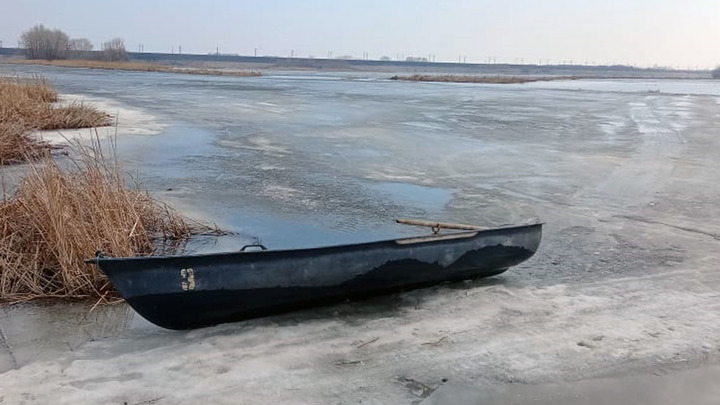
(88, 219), (542, 330)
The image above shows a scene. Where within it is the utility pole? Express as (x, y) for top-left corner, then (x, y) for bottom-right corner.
(179, 45), (182, 54)
(254, 48), (257, 57)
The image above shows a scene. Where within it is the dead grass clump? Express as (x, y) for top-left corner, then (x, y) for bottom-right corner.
(34, 102), (111, 130)
(0, 76), (57, 122)
(0, 76), (111, 164)
(171, 67), (263, 77)
(0, 139), (206, 302)
(0, 122), (49, 165)
(17, 77), (58, 103)
(389, 74), (577, 84)
(6, 59), (262, 77)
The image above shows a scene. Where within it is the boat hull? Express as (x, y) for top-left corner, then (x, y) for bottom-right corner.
(94, 223), (542, 329)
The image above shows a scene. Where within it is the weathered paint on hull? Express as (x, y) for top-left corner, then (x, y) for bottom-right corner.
(95, 224), (542, 329)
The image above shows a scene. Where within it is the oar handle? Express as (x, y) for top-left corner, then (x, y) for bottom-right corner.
(396, 219), (487, 231)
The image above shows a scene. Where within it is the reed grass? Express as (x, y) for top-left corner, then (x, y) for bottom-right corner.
(5, 59), (262, 77)
(0, 122), (48, 165)
(389, 74), (577, 84)
(0, 137), (215, 302)
(0, 76), (111, 164)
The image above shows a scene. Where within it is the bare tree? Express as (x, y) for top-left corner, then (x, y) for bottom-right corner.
(101, 38), (128, 61)
(19, 24), (69, 60)
(68, 38), (93, 52)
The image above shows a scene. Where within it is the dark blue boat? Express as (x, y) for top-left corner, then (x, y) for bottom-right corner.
(90, 221), (542, 329)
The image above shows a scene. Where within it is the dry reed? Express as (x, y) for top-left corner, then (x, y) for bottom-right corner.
(389, 74), (578, 84)
(0, 137), (213, 302)
(6, 59), (262, 77)
(0, 76), (111, 164)
(0, 122), (48, 165)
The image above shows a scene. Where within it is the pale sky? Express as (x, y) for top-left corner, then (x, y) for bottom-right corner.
(1, 0), (719, 68)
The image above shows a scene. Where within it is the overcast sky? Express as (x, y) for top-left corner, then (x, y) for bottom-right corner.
(1, 0), (719, 68)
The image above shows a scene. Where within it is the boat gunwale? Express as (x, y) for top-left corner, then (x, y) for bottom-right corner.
(92, 222), (543, 263)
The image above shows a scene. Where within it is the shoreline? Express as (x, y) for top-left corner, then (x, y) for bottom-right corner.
(2, 58), (714, 82)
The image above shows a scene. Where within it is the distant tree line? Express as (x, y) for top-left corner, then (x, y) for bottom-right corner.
(713, 67), (720, 79)
(405, 56), (429, 63)
(19, 24), (127, 61)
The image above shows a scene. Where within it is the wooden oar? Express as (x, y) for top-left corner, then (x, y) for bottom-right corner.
(396, 218), (487, 232)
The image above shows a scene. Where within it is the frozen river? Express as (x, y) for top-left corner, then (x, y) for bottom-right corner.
(2, 64), (720, 404)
